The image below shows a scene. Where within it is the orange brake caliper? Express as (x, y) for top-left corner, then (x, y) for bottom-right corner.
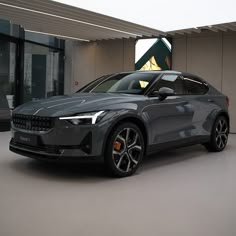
(114, 141), (121, 151)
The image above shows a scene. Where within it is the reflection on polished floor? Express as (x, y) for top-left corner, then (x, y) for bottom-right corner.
(0, 132), (235, 236)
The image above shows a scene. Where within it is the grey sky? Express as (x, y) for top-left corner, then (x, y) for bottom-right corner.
(54, 0), (236, 31)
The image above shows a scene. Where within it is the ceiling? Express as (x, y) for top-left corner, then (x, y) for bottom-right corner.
(0, 0), (236, 41)
(167, 22), (236, 36)
(0, 0), (165, 41)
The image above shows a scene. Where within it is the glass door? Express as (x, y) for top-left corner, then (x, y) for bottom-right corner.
(0, 38), (17, 131)
(23, 42), (61, 103)
(0, 38), (16, 108)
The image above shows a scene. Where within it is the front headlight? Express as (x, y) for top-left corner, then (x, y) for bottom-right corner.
(59, 111), (105, 125)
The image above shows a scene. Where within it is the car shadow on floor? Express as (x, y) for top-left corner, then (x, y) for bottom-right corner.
(140, 144), (209, 171)
(8, 144), (214, 181)
(9, 158), (110, 182)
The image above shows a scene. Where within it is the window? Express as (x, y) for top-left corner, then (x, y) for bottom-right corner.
(78, 75), (111, 93)
(154, 74), (184, 95)
(78, 73), (157, 94)
(23, 42), (63, 102)
(0, 39), (16, 109)
(91, 79), (118, 93)
(183, 77), (208, 95)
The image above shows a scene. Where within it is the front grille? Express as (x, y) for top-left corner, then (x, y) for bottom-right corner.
(12, 114), (54, 131)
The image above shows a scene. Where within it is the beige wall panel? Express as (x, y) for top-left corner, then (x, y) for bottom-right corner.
(72, 42), (96, 91)
(222, 35), (236, 132)
(172, 32), (236, 131)
(172, 34), (222, 90)
(123, 39), (135, 71)
(65, 39), (135, 93)
(172, 37), (187, 71)
(95, 40), (124, 78)
(186, 35), (222, 90)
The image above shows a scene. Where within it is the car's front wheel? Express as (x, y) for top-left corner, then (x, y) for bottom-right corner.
(105, 122), (145, 177)
(204, 115), (229, 152)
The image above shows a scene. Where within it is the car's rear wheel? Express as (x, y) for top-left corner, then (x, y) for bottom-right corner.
(105, 122), (145, 177)
(204, 115), (229, 152)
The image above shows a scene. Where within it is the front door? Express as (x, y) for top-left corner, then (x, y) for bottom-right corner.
(146, 74), (194, 148)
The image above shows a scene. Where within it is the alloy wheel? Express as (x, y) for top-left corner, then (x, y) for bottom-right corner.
(215, 118), (228, 149)
(112, 128), (143, 173)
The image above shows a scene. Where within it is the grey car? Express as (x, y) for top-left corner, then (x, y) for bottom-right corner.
(9, 71), (230, 177)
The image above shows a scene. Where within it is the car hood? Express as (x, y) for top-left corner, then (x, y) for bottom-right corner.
(14, 93), (147, 117)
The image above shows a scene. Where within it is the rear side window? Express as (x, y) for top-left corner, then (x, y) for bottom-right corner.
(183, 76), (208, 95)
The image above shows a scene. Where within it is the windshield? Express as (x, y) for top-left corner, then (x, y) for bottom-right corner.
(77, 73), (158, 94)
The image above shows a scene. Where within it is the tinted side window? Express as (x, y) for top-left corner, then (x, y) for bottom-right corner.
(154, 74), (184, 95)
(183, 77), (208, 95)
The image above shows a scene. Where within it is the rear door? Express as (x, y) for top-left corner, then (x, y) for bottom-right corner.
(145, 74), (194, 147)
(182, 74), (211, 137)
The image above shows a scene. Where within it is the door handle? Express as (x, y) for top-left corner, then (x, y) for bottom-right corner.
(208, 99), (215, 103)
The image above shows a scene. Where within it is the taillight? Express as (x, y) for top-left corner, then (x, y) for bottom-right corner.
(226, 97), (230, 106)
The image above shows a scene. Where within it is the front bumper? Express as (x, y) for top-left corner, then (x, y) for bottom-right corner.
(9, 118), (110, 163)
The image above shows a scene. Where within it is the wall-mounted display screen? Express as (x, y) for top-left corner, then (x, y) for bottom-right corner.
(135, 38), (172, 71)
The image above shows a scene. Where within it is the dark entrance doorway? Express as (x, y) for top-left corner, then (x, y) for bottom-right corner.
(32, 55), (47, 99)
(0, 36), (17, 131)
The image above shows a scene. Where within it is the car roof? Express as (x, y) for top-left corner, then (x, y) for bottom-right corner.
(118, 70), (181, 75)
(116, 70), (207, 83)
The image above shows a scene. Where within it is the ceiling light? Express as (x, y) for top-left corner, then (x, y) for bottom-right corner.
(25, 30), (90, 41)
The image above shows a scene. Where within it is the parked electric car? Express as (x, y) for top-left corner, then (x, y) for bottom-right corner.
(10, 71), (230, 177)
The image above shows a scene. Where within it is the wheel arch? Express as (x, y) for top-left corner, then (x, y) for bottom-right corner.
(204, 110), (230, 152)
(216, 110), (230, 130)
(209, 110), (230, 134)
(102, 115), (148, 157)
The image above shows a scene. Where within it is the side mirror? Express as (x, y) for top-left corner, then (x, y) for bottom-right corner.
(150, 87), (175, 100)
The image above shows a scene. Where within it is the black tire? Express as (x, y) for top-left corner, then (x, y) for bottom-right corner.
(105, 122), (145, 177)
(204, 115), (229, 152)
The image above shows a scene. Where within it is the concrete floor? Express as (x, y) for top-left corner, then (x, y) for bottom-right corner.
(0, 132), (236, 236)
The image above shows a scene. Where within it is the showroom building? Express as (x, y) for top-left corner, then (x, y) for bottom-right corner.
(0, 0), (236, 132)
(0, 18), (65, 108)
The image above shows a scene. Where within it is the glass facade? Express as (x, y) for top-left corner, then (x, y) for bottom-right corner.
(0, 39), (16, 109)
(0, 18), (65, 131)
(23, 43), (61, 103)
